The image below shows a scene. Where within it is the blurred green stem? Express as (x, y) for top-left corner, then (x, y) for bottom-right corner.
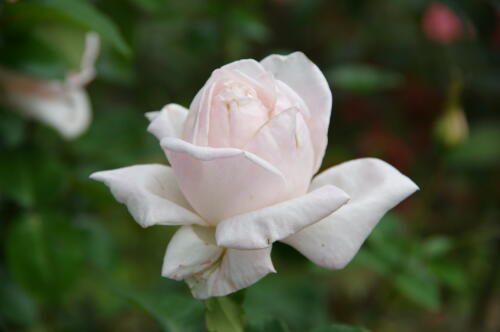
(204, 296), (245, 332)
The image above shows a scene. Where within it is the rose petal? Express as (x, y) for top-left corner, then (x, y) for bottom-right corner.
(220, 59), (267, 78)
(184, 67), (276, 147)
(3, 86), (91, 140)
(163, 226), (276, 299)
(66, 32), (100, 88)
(147, 103), (189, 141)
(187, 247), (275, 299)
(244, 107), (315, 196)
(162, 226), (224, 280)
(160, 137), (289, 224)
(90, 164), (206, 227)
(216, 185), (350, 250)
(261, 52), (332, 171)
(282, 158), (418, 269)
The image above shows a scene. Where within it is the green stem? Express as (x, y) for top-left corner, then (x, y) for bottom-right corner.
(204, 295), (245, 332)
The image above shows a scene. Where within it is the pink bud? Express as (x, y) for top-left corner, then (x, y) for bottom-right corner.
(422, 2), (462, 44)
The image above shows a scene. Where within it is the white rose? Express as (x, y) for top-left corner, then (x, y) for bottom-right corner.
(91, 52), (418, 299)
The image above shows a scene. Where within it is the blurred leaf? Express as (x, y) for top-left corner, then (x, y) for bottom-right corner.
(446, 124), (500, 168)
(428, 260), (467, 291)
(247, 318), (290, 332)
(0, 149), (68, 207)
(129, 0), (166, 12)
(329, 65), (403, 94)
(79, 216), (114, 270)
(244, 274), (329, 331)
(421, 236), (453, 258)
(0, 33), (68, 79)
(354, 250), (392, 275)
(5, 213), (85, 303)
(205, 297), (244, 332)
(394, 270), (440, 311)
(311, 324), (370, 332)
(0, 271), (39, 328)
(34, 25), (88, 70)
(365, 214), (406, 267)
(0, 110), (26, 148)
(5, 0), (130, 56)
(122, 287), (204, 332)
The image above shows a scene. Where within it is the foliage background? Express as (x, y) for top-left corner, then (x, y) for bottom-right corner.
(1, 0), (499, 331)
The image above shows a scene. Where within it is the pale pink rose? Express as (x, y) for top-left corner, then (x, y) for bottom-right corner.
(91, 52), (418, 299)
(422, 2), (462, 45)
(0, 33), (100, 139)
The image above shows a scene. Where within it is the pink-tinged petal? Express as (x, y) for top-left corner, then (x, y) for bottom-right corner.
(261, 52), (332, 171)
(282, 158), (419, 269)
(160, 137), (289, 224)
(187, 247), (275, 299)
(145, 111), (160, 122)
(90, 164), (206, 227)
(0, 33), (100, 140)
(147, 103), (189, 141)
(163, 226), (276, 299)
(244, 108), (315, 196)
(2, 85), (91, 140)
(216, 185), (350, 250)
(220, 59), (267, 78)
(162, 226), (224, 280)
(184, 67), (276, 147)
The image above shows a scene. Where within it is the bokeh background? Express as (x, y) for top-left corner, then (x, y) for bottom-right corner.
(1, 0), (499, 331)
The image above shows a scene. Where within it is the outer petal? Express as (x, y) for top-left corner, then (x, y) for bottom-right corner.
(163, 226), (224, 280)
(3, 86), (91, 140)
(220, 59), (267, 78)
(282, 158), (419, 269)
(163, 226), (275, 299)
(161, 137), (290, 224)
(146, 103), (188, 141)
(187, 247), (275, 299)
(261, 52), (332, 171)
(215, 185), (350, 250)
(66, 32), (100, 88)
(90, 164), (206, 227)
(244, 108), (315, 196)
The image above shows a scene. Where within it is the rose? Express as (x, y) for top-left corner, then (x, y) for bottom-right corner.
(91, 52), (418, 299)
(422, 2), (462, 45)
(0, 33), (100, 139)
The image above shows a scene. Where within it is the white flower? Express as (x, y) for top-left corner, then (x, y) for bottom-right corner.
(91, 52), (418, 299)
(0, 32), (100, 139)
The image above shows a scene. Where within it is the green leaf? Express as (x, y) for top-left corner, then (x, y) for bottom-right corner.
(328, 64), (403, 94)
(0, 32), (68, 79)
(243, 274), (329, 331)
(446, 124), (500, 168)
(311, 324), (370, 332)
(428, 260), (467, 291)
(0, 110), (26, 148)
(394, 270), (440, 311)
(0, 149), (69, 207)
(247, 318), (290, 332)
(129, 0), (166, 12)
(0, 272), (39, 328)
(5, 0), (130, 56)
(122, 287), (204, 332)
(5, 213), (85, 303)
(205, 296), (245, 332)
(421, 236), (453, 258)
(365, 214), (406, 267)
